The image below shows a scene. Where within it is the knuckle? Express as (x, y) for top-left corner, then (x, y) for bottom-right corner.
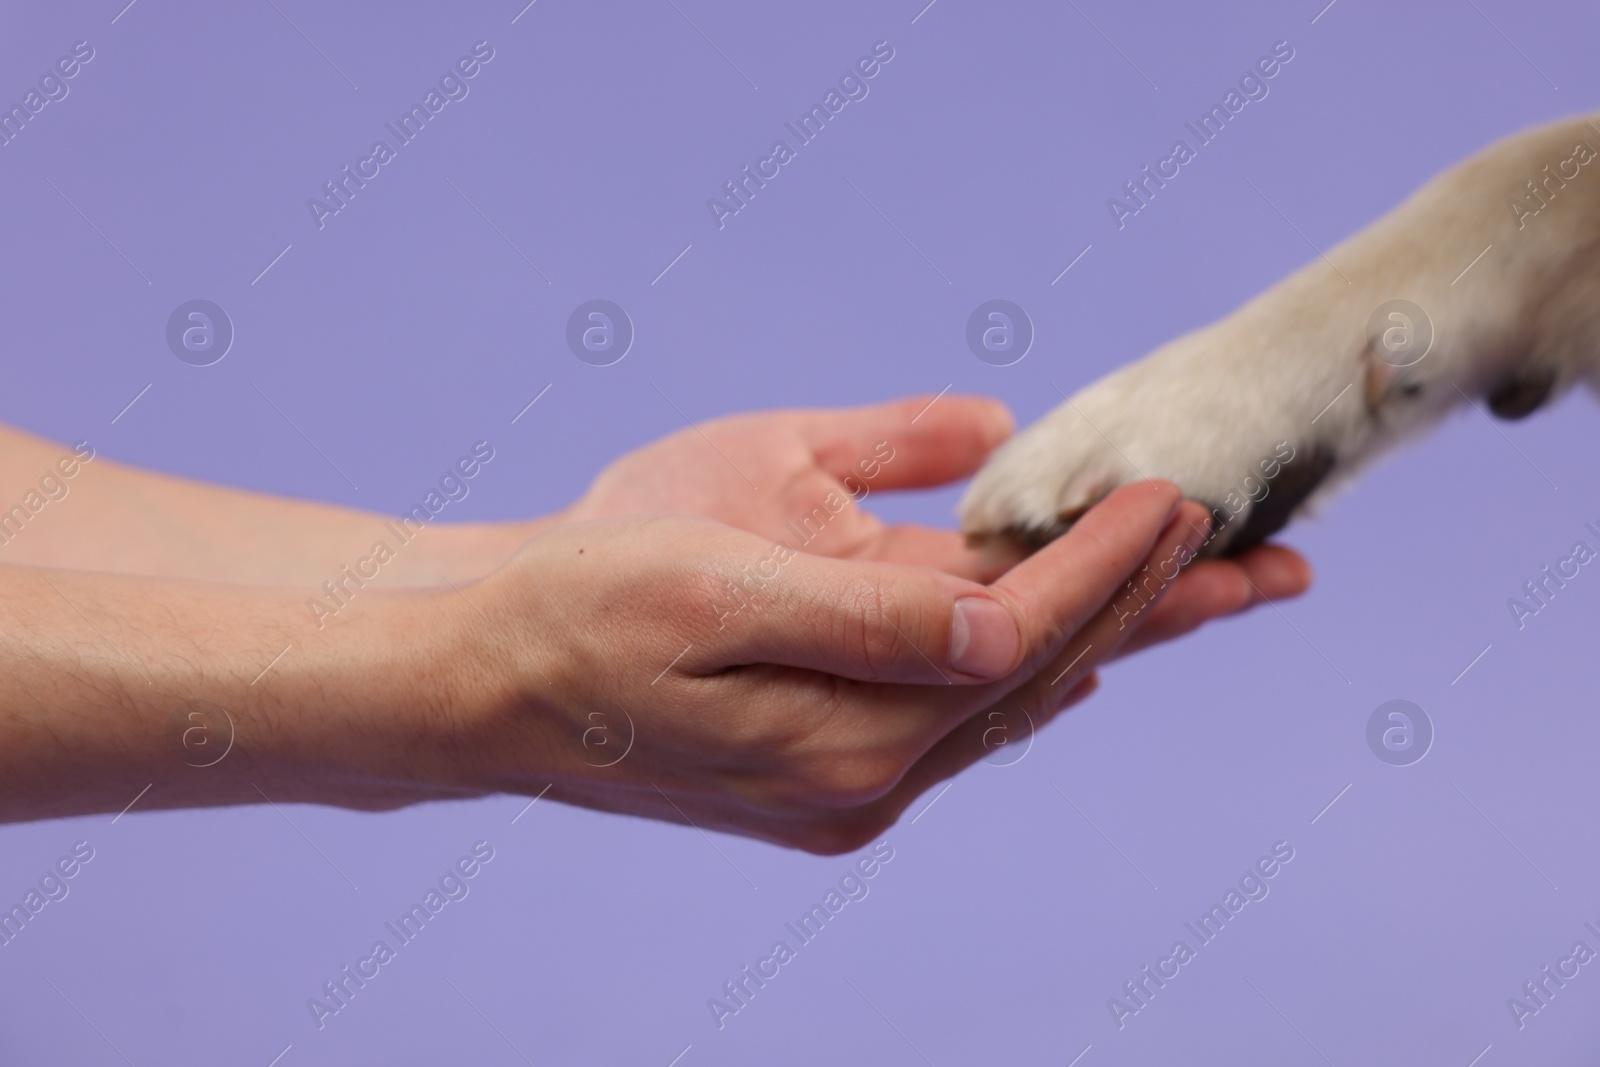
(840, 576), (907, 675)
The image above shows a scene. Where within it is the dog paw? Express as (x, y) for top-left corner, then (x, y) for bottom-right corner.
(960, 113), (1600, 558)
(957, 335), (1346, 557)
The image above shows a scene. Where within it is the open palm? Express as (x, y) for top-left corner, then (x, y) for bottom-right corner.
(562, 393), (1311, 659)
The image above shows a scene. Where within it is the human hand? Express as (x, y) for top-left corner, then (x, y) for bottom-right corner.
(0, 394), (1307, 661)
(421, 481), (1231, 852)
(562, 394), (1016, 580)
(0, 475), (1301, 834)
(563, 393), (1311, 663)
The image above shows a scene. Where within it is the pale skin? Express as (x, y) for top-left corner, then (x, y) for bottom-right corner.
(0, 395), (1308, 852)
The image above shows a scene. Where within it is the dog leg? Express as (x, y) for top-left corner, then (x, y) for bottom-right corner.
(961, 113), (1600, 555)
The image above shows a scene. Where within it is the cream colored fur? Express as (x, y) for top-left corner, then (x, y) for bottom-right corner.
(960, 113), (1600, 554)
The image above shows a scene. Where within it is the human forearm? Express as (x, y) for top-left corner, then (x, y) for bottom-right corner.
(0, 424), (558, 585)
(0, 563), (484, 822)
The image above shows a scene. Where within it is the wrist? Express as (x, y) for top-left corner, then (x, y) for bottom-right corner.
(200, 514), (578, 811)
(0, 512), (579, 822)
(229, 586), (501, 810)
(96, 585), (501, 816)
(385, 511), (569, 584)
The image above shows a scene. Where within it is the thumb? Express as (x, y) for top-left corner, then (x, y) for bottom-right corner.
(700, 548), (1024, 685)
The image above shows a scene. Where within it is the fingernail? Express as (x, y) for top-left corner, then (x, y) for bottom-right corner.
(1183, 514), (1213, 555)
(949, 597), (1021, 678)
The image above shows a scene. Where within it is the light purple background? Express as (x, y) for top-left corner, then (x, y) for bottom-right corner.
(2, 0), (1598, 1063)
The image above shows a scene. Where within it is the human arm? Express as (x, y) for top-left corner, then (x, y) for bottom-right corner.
(0, 423), (553, 586)
(0, 480), (1209, 848)
(0, 396), (1307, 640)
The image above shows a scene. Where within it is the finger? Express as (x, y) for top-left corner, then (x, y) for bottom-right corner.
(851, 505), (1211, 824)
(704, 480), (1183, 686)
(930, 671), (1103, 791)
(848, 524), (1025, 583)
(1112, 562), (1252, 656)
(801, 395), (1014, 491)
(831, 671), (1103, 841)
(1111, 543), (1312, 659)
(744, 670), (1108, 855)
(697, 547), (1023, 685)
(707, 503), (1205, 850)
(770, 503), (1233, 850)
(1237, 543), (1314, 602)
(986, 481), (1188, 678)
(985, 500), (1206, 709)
